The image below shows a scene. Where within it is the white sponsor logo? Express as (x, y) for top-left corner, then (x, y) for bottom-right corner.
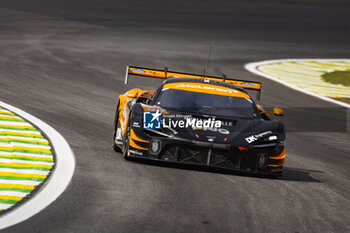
(162, 117), (222, 129)
(245, 131), (272, 143)
(245, 135), (257, 143)
(129, 150), (143, 156)
(218, 128), (230, 135)
(133, 122), (140, 128)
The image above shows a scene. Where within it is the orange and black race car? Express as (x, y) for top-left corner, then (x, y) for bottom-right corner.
(113, 66), (286, 177)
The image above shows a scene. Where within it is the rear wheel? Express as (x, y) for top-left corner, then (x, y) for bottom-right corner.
(122, 121), (131, 160)
(113, 102), (122, 152)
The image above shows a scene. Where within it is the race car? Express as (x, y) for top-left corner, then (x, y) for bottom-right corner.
(113, 66), (286, 177)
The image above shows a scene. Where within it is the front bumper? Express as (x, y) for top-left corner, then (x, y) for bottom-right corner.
(128, 135), (285, 177)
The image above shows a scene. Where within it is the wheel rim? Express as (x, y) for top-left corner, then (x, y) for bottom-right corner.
(113, 102), (120, 144)
(123, 128), (130, 157)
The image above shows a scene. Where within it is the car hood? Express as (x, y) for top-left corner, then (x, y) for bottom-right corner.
(160, 110), (278, 145)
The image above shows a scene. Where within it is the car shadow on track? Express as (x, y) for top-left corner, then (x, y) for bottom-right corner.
(281, 167), (323, 183)
(128, 157), (323, 183)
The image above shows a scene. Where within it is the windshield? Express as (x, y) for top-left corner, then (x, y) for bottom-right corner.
(155, 88), (258, 118)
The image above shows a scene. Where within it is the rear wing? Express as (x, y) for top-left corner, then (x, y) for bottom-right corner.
(125, 66), (262, 99)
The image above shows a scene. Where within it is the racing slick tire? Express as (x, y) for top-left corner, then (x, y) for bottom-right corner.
(122, 115), (132, 160)
(113, 101), (122, 152)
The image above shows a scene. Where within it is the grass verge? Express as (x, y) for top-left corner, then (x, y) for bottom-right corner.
(321, 70), (350, 87)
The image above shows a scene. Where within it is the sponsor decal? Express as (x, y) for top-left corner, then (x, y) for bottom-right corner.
(132, 122), (140, 128)
(143, 112), (230, 133)
(217, 128), (230, 134)
(131, 68), (146, 73)
(240, 82), (256, 87)
(174, 84), (239, 94)
(129, 150), (143, 156)
(143, 110), (161, 129)
(162, 117), (222, 129)
(245, 130), (272, 143)
(221, 121), (234, 127)
(207, 136), (216, 142)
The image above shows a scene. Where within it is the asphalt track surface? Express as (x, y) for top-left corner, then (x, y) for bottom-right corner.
(0, 0), (350, 232)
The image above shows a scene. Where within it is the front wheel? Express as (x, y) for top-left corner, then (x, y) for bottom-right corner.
(113, 102), (122, 152)
(122, 116), (132, 160)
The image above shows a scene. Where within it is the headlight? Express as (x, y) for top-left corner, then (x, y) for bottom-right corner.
(260, 135), (277, 142)
(252, 135), (278, 149)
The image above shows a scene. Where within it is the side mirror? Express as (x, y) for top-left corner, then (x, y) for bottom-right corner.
(126, 93), (137, 98)
(273, 107), (284, 116)
(260, 107), (284, 116)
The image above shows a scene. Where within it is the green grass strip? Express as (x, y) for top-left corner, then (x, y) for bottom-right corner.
(0, 199), (18, 205)
(0, 165), (51, 171)
(322, 70), (350, 87)
(0, 118), (25, 122)
(0, 134), (44, 139)
(0, 112), (16, 116)
(13, 149), (52, 155)
(0, 139), (49, 146)
(0, 176), (45, 182)
(0, 126), (38, 131)
(0, 149), (52, 155)
(0, 188), (31, 193)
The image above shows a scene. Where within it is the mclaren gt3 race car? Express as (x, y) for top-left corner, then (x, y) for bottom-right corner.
(113, 66), (286, 177)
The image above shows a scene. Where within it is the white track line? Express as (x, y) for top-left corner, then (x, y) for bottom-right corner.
(0, 158), (53, 165)
(0, 129), (42, 135)
(0, 152), (53, 159)
(245, 58), (350, 109)
(0, 168), (49, 175)
(0, 101), (75, 230)
(0, 191), (29, 198)
(0, 136), (48, 142)
(0, 203), (12, 210)
(0, 179), (42, 186)
(0, 143), (51, 150)
(0, 121), (33, 126)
